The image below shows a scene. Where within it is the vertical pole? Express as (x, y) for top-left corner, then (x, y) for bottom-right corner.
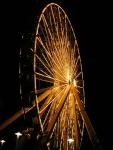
(19, 48), (26, 121)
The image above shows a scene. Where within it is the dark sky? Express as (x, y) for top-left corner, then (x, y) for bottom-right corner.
(0, 0), (113, 149)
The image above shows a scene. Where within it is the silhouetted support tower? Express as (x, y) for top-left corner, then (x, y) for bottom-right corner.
(0, 3), (103, 150)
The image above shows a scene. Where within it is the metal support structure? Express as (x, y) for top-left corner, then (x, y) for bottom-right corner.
(72, 85), (103, 150)
(71, 93), (79, 150)
(46, 85), (71, 138)
(0, 86), (56, 132)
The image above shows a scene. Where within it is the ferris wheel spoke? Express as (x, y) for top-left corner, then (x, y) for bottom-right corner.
(41, 53), (54, 75)
(46, 43), (65, 78)
(44, 7), (56, 45)
(59, 109), (66, 134)
(39, 94), (54, 117)
(63, 119), (68, 150)
(37, 24), (51, 51)
(76, 85), (84, 89)
(58, 7), (63, 39)
(42, 13), (53, 39)
(59, 10), (66, 41)
(35, 52), (53, 77)
(35, 85), (63, 105)
(34, 86), (65, 126)
(77, 117), (83, 139)
(39, 85), (66, 116)
(42, 43), (55, 73)
(59, 110), (69, 148)
(73, 41), (78, 57)
(56, 17), (65, 64)
(36, 66), (55, 82)
(47, 86), (67, 122)
(52, 48), (68, 80)
(71, 50), (77, 77)
(75, 71), (82, 80)
(48, 9), (60, 47)
(74, 87), (81, 95)
(42, 86), (66, 129)
(36, 72), (67, 84)
(72, 56), (80, 78)
(52, 67), (67, 82)
(71, 94), (79, 149)
(36, 77), (54, 84)
(36, 76), (67, 85)
(50, 6), (59, 40)
(54, 49), (65, 76)
(64, 16), (69, 51)
(60, 122), (66, 147)
(64, 19), (71, 61)
(42, 12), (63, 70)
(47, 8), (66, 72)
(46, 85), (70, 137)
(74, 55), (80, 70)
(36, 36), (66, 79)
(42, 14), (55, 49)
(35, 86), (53, 94)
(42, 101), (54, 129)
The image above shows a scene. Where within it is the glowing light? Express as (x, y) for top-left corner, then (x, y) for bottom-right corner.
(67, 138), (74, 143)
(69, 93), (72, 99)
(73, 79), (77, 87)
(0, 140), (6, 145)
(15, 132), (22, 139)
(47, 142), (50, 146)
(37, 134), (41, 140)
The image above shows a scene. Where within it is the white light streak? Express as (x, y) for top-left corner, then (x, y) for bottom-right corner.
(15, 132), (22, 139)
(67, 138), (74, 143)
(73, 79), (77, 87)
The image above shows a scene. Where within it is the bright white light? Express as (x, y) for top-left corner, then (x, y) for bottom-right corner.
(47, 142), (50, 146)
(15, 132), (22, 139)
(0, 140), (6, 145)
(67, 138), (74, 143)
(73, 79), (77, 87)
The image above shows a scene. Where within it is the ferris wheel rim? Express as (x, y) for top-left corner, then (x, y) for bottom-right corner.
(33, 2), (85, 149)
(35, 2), (85, 103)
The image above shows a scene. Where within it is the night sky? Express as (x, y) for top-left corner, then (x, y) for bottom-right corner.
(0, 0), (113, 149)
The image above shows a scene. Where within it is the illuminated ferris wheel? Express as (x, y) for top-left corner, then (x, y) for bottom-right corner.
(0, 3), (103, 150)
(33, 3), (85, 149)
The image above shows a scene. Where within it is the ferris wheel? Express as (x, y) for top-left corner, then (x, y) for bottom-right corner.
(33, 3), (85, 149)
(0, 3), (103, 150)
